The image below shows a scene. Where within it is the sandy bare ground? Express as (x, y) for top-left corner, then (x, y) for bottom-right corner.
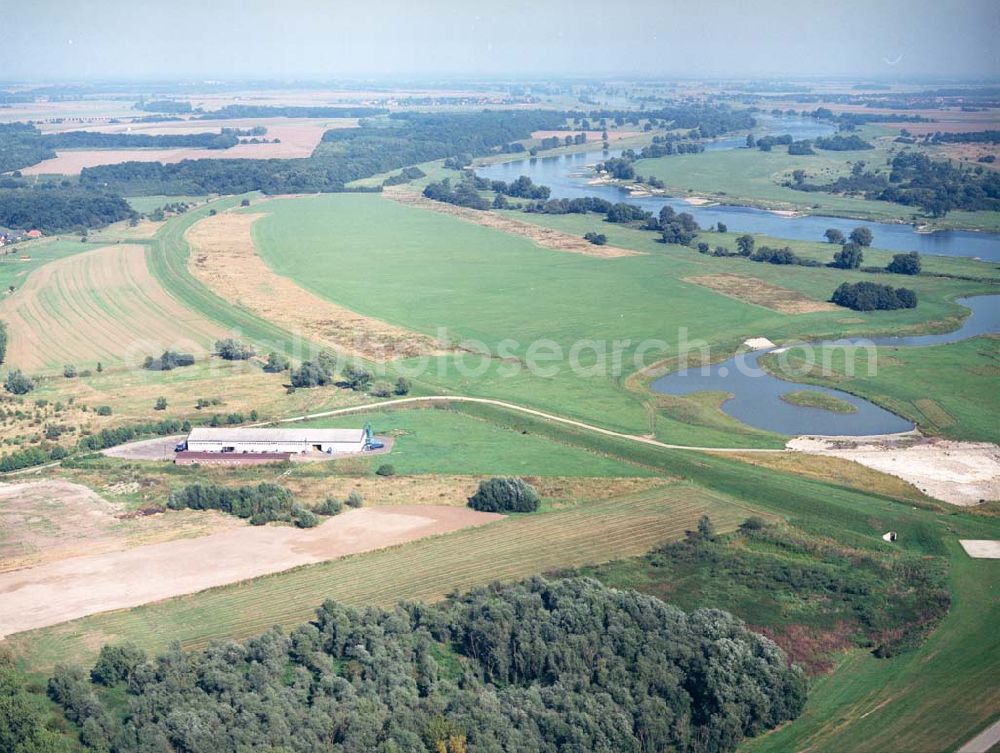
(0, 505), (501, 637)
(788, 435), (1000, 506)
(384, 188), (643, 259)
(102, 435), (186, 461)
(0, 480), (239, 573)
(685, 274), (838, 314)
(0, 244), (227, 371)
(23, 118), (357, 175)
(186, 210), (444, 360)
(959, 540), (1000, 559)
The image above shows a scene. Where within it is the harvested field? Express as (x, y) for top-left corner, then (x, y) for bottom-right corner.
(276, 474), (666, 508)
(7, 484), (752, 666)
(788, 435), (1000, 506)
(384, 188), (643, 258)
(0, 244), (227, 371)
(0, 480), (239, 573)
(685, 274), (839, 314)
(186, 210), (444, 359)
(0, 505), (500, 637)
(24, 118), (357, 174)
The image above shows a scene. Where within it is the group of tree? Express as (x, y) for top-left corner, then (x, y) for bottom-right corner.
(142, 350), (195, 371)
(813, 134), (874, 151)
(522, 196), (613, 216)
(46, 130), (240, 150)
(381, 166), (427, 187)
(46, 576), (805, 753)
(824, 226), (873, 246)
(486, 175), (550, 200)
(167, 482), (321, 528)
(831, 281), (918, 311)
(583, 231), (607, 245)
(77, 418), (190, 452)
(752, 133), (794, 152)
(467, 477), (540, 513)
(214, 338), (255, 361)
(4, 369), (34, 395)
(656, 205), (701, 245)
(134, 99), (193, 113)
(423, 178), (490, 210)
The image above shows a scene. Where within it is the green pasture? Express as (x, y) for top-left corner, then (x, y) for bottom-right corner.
(296, 406), (653, 476)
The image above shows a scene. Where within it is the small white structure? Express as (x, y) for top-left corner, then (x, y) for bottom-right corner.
(185, 427), (366, 455)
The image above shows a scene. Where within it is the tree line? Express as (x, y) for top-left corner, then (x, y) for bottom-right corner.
(46, 576), (805, 753)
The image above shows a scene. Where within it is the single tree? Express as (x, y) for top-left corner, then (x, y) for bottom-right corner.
(849, 226), (874, 247)
(824, 228), (845, 244)
(886, 251), (922, 275)
(832, 243), (864, 269)
(736, 234), (755, 256)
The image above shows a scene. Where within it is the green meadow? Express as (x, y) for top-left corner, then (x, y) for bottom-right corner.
(296, 405), (653, 476)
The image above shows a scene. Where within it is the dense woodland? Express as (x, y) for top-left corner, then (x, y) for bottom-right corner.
(0, 186), (134, 233)
(46, 577), (805, 753)
(0, 122), (56, 172)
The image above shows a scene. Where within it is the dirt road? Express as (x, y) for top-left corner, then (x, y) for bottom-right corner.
(0, 505), (500, 637)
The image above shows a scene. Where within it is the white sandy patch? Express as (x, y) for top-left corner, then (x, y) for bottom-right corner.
(959, 540), (1000, 559)
(684, 196), (714, 206)
(743, 337), (776, 350)
(788, 435), (1000, 506)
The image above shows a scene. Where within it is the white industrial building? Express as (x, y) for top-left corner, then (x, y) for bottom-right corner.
(184, 427), (367, 455)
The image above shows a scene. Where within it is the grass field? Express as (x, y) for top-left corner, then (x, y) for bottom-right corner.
(763, 336), (1000, 443)
(6, 483), (752, 671)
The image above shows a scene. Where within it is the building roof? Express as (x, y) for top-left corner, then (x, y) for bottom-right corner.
(187, 427), (365, 443)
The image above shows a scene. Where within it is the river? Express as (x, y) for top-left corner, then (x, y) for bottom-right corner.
(650, 296), (998, 436)
(476, 115), (1000, 261)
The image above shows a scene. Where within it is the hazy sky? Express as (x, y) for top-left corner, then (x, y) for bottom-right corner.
(4, 0), (998, 81)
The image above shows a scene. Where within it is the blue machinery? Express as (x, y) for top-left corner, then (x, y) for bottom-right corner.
(364, 422), (385, 451)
